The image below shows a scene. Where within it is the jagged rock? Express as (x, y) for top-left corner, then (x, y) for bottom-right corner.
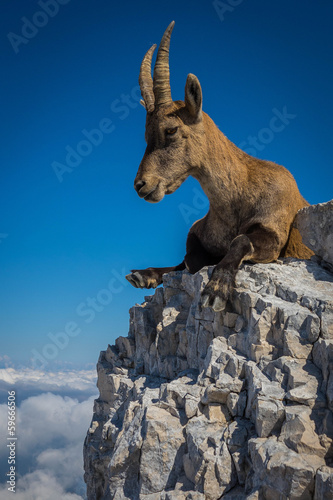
(226, 391), (247, 418)
(244, 361), (286, 438)
(279, 405), (326, 459)
(84, 259), (333, 499)
(140, 406), (185, 494)
(295, 199), (333, 268)
(248, 437), (316, 499)
(184, 415), (237, 498)
(314, 466), (333, 499)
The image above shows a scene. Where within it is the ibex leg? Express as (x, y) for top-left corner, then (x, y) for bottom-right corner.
(201, 226), (281, 312)
(126, 229), (219, 289)
(126, 262), (186, 289)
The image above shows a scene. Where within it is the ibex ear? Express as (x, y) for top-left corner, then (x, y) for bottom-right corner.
(185, 74), (202, 121)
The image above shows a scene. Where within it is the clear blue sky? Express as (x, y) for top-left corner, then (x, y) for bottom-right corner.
(1, 0), (332, 369)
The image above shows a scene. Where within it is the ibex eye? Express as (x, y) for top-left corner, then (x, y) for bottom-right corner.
(166, 127), (178, 136)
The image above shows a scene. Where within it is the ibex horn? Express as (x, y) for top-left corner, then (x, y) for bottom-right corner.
(139, 44), (157, 113)
(153, 21), (175, 107)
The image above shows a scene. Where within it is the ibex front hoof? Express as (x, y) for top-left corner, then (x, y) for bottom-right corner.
(126, 272), (145, 288)
(125, 270), (159, 289)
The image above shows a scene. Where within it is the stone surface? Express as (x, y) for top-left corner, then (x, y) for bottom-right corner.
(295, 199), (333, 268)
(314, 466), (333, 500)
(249, 437), (316, 499)
(84, 259), (333, 499)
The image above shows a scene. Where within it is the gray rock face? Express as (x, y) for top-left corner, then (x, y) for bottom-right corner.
(84, 259), (333, 499)
(295, 199), (333, 269)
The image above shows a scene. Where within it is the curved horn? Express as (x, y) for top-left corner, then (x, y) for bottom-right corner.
(139, 44), (157, 113)
(153, 21), (175, 107)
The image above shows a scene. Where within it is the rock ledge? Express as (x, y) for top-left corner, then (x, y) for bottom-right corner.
(84, 259), (333, 499)
(295, 199), (333, 269)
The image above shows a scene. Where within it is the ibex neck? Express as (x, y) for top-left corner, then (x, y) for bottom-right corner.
(192, 113), (249, 210)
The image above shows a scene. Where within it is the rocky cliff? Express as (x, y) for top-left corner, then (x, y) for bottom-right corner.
(295, 200), (333, 271)
(84, 253), (333, 499)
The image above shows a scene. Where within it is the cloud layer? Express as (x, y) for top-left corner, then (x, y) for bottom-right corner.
(0, 366), (97, 402)
(0, 368), (97, 499)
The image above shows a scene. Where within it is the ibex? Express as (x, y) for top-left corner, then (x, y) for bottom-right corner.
(126, 21), (313, 311)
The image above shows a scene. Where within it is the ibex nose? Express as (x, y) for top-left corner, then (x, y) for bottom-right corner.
(135, 180), (146, 193)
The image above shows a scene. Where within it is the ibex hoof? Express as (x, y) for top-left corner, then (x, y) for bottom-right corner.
(201, 293), (226, 312)
(125, 271), (159, 289)
(125, 272), (145, 288)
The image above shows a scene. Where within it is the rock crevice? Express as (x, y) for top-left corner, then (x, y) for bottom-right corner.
(84, 259), (333, 499)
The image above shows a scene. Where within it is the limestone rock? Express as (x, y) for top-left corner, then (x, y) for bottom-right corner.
(184, 415), (237, 498)
(249, 437), (316, 499)
(139, 406), (185, 494)
(314, 466), (333, 500)
(295, 199), (333, 268)
(84, 258), (333, 499)
(279, 405), (326, 459)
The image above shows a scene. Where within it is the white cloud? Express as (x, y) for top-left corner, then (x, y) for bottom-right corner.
(0, 367), (97, 401)
(0, 469), (84, 500)
(14, 392), (95, 455)
(0, 368), (98, 499)
(36, 442), (86, 492)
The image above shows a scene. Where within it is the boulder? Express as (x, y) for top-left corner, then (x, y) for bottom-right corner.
(295, 199), (333, 269)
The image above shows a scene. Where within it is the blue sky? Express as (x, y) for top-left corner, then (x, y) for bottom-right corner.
(1, 0), (333, 370)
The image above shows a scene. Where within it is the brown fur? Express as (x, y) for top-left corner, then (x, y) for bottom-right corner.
(126, 25), (313, 311)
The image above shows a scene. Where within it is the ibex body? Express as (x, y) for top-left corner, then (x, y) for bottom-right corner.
(126, 22), (313, 311)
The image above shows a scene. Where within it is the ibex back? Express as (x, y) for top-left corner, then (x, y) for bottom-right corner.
(126, 21), (313, 312)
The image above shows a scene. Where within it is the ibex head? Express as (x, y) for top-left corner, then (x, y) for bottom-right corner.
(135, 21), (204, 203)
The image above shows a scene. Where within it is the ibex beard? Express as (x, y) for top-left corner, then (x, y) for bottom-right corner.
(126, 21), (313, 312)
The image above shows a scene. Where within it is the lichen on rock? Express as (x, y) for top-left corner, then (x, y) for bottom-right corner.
(84, 259), (333, 499)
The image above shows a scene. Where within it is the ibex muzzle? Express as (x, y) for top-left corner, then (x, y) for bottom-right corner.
(126, 22), (313, 311)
